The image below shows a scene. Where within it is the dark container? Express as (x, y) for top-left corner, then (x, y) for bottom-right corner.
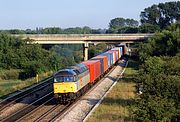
(99, 53), (113, 68)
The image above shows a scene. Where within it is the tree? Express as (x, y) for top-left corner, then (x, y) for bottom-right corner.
(139, 23), (160, 33)
(135, 96), (176, 122)
(138, 22), (180, 62)
(0, 33), (67, 79)
(108, 17), (139, 33)
(134, 21), (180, 121)
(140, 1), (180, 29)
(118, 27), (139, 33)
(135, 59), (180, 121)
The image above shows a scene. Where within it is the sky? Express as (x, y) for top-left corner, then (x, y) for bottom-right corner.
(0, 0), (176, 29)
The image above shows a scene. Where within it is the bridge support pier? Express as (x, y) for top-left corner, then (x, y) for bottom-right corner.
(126, 43), (131, 56)
(83, 43), (89, 61)
(107, 44), (113, 49)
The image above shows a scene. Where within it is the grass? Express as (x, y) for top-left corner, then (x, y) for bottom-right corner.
(0, 71), (53, 98)
(87, 59), (139, 122)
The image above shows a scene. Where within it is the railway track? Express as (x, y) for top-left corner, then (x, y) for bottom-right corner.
(0, 61), (125, 122)
(0, 77), (53, 106)
(1, 92), (54, 122)
(53, 62), (121, 121)
(16, 98), (63, 122)
(0, 77), (53, 121)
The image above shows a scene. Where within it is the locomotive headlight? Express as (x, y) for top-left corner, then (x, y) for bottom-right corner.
(70, 84), (74, 89)
(54, 79), (57, 82)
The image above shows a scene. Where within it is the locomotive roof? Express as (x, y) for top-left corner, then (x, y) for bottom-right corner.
(54, 69), (77, 76)
(54, 63), (88, 76)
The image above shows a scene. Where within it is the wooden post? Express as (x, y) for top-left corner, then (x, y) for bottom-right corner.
(36, 74), (39, 83)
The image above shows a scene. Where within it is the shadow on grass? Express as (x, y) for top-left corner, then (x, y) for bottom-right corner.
(93, 112), (133, 121)
(102, 97), (135, 106)
(120, 76), (135, 82)
(126, 59), (140, 71)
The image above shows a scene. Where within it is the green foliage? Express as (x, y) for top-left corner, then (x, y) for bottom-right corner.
(134, 22), (180, 121)
(0, 33), (86, 79)
(88, 43), (107, 58)
(139, 23), (160, 33)
(118, 27), (139, 33)
(109, 18), (139, 29)
(63, 26), (92, 34)
(141, 56), (165, 75)
(135, 97), (176, 122)
(51, 44), (82, 67)
(140, 1), (180, 29)
(107, 17), (139, 33)
(139, 22), (180, 62)
(135, 56), (180, 121)
(1, 26), (104, 34)
(0, 69), (21, 80)
(0, 33), (63, 79)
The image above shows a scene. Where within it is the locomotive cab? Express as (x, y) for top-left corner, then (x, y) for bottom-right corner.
(53, 64), (90, 103)
(53, 69), (78, 93)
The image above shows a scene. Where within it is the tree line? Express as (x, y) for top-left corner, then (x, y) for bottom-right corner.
(0, 33), (61, 78)
(0, 26), (105, 35)
(0, 33), (90, 79)
(0, 32), (107, 80)
(134, 20), (180, 121)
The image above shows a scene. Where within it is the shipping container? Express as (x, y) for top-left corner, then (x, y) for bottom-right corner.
(105, 51), (115, 64)
(82, 60), (101, 83)
(114, 50), (119, 61)
(120, 47), (123, 56)
(90, 55), (108, 74)
(111, 47), (121, 59)
(106, 50), (118, 63)
(118, 44), (127, 55)
(99, 53), (113, 68)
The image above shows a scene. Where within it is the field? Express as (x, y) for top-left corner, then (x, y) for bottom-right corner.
(0, 69), (53, 98)
(87, 59), (139, 122)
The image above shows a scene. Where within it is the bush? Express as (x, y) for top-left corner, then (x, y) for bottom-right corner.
(0, 69), (21, 80)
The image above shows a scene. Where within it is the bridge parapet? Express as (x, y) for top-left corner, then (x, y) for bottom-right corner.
(14, 34), (154, 44)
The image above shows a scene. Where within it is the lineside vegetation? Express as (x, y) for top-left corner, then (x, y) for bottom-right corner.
(0, 32), (107, 97)
(134, 21), (180, 121)
(87, 59), (139, 122)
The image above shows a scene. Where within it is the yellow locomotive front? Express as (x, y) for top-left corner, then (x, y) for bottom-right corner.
(53, 64), (90, 103)
(53, 69), (78, 102)
(54, 74), (77, 93)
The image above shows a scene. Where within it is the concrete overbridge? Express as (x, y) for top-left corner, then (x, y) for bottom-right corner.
(14, 34), (153, 60)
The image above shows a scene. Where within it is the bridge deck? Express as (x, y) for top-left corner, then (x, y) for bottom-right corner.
(14, 34), (153, 44)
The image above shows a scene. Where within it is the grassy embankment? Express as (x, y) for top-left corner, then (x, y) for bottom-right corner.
(0, 69), (53, 98)
(87, 59), (139, 122)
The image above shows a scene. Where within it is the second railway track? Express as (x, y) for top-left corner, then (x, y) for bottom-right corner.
(0, 77), (53, 121)
(0, 61), (125, 122)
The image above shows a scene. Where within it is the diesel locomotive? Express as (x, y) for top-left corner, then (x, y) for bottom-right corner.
(53, 46), (126, 103)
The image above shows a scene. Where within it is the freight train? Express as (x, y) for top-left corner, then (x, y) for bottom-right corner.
(53, 45), (127, 103)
